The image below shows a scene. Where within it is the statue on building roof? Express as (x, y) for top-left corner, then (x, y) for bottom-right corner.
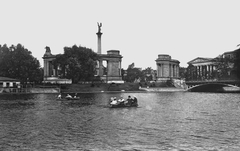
(44, 46), (52, 56)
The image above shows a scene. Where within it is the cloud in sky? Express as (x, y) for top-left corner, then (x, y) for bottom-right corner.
(1, 0), (240, 69)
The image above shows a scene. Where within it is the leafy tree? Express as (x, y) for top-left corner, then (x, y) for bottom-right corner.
(0, 44), (42, 83)
(125, 63), (144, 82)
(214, 55), (235, 80)
(186, 64), (196, 81)
(53, 45), (98, 83)
(179, 67), (187, 79)
(233, 48), (240, 80)
(142, 67), (154, 81)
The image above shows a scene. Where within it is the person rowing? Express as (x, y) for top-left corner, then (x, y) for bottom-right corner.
(132, 96), (138, 105)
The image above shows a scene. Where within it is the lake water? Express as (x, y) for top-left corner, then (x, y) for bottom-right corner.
(0, 92), (240, 151)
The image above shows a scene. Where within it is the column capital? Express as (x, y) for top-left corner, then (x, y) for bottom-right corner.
(96, 32), (103, 37)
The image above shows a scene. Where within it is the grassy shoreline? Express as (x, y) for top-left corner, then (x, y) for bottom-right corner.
(60, 83), (185, 93)
(60, 83), (141, 93)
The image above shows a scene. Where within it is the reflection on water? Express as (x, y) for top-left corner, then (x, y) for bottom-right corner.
(0, 92), (240, 150)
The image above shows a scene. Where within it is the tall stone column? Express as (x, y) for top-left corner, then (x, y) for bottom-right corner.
(96, 22), (103, 54)
(96, 32), (102, 54)
(96, 22), (103, 76)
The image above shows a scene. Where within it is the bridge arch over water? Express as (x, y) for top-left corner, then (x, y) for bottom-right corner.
(187, 83), (240, 92)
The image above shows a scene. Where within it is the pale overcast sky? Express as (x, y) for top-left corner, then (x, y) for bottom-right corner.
(1, 0), (240, 69)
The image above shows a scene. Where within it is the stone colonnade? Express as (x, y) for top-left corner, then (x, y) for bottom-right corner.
(155, 55), (180, 81)
(42, 47), (72, 84)
(95, 24), (123, 83)
(157, 63), (179, 78)
(43, 59), (57, 78)
(190, 64), (216, 80)
(43, 47), (57, 79)
(96, 50), (123, 83)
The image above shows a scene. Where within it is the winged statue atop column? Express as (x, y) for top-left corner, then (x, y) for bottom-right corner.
(97, 22), (102, 33)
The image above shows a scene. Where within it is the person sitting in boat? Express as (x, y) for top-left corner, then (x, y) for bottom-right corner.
(118, 97), (125, 104)
(125, 95), (133, 105)
(109, 97), (113, 104)
(66, 94), (72, 99)
(110, 97), (118, 105)
(73, 93), (78, 99)
(110, 97), (114, 101)
(57, 93), (62, 99)
(132, 96), (138, 105)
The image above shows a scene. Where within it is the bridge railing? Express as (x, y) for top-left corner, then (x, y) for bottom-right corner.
(186, 79), (240, 88)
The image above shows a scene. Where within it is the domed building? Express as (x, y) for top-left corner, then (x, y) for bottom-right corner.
(155, 54), (180, 82)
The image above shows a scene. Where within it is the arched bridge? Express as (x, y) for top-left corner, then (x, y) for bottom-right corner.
(186, 80), (240, 92)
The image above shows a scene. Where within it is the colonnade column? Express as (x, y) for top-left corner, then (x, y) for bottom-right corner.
(44, 60), (48, 77)
(206, 65), (208, 78)
(172, 64), (175, 77)
(194, 66), (197, 80)
(119, 61), (121, 76)
(202, 65), (205, 79)
(193, 64), (218, 80)
(174, 65), (177, 77)
(99, 60), (103, 76)
(44, 59), (58, 78)
(204, 65), (207, 79)
(196, 66), (200, 79)
(176, 65), (179, 78)
(159, 64), (162, 77)
(169, 64), (172, 78)
(157, 63), (163, 77)
(162, 63), (164, 77)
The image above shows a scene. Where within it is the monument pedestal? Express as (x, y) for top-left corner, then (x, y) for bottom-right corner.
(95, 23), (124, 84)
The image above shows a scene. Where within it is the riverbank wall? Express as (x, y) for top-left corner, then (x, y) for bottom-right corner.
(61, 83), (140, 93)
(0, 87), (60, 94)
(139, 87), (186, 92)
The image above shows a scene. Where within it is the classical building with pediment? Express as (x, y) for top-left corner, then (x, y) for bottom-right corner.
(186, 49), (237, 81)
(187, 57), (217, 81)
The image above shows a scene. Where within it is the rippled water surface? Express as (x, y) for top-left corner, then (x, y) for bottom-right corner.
(0, 92), (240, 151)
